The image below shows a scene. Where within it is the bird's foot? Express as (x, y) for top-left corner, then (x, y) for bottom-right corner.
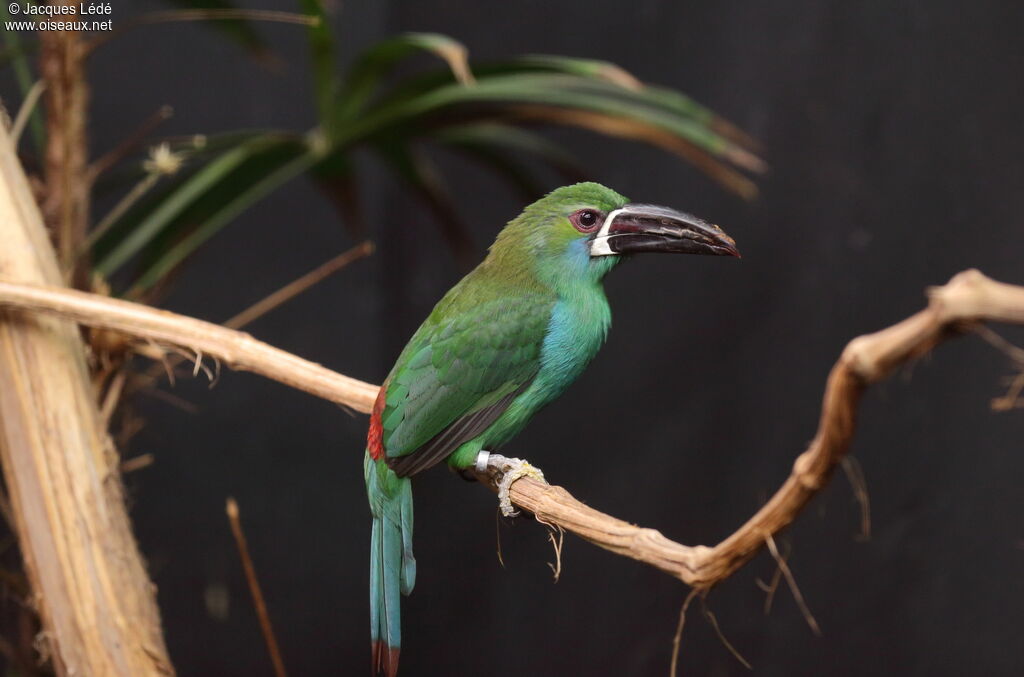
(475, 451), (545, 517)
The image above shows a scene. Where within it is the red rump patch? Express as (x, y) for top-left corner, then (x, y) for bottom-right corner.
(367, 385), (387, 460)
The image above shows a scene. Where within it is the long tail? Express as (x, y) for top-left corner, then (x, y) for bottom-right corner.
(365, 451), (416, 677)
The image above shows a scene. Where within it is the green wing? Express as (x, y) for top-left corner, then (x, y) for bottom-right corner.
(380, 288), (553, 477)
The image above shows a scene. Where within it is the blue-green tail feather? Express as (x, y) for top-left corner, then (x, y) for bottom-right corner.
(365, 452), (415, 677)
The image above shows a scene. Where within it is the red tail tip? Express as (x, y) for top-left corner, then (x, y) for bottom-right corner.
(371, 640), (400, 677)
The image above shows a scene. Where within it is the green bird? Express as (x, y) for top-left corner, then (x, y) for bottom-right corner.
(364, 182), (738, 676)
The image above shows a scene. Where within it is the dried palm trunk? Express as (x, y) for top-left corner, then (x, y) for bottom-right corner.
(0, 122), (172, 673)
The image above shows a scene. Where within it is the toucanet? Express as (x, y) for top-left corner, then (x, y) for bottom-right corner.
(364, 182), (739, 676)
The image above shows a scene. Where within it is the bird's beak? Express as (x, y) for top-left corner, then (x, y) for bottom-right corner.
(589, 204), (740, 258)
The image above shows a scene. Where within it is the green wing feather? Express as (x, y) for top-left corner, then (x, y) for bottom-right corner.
(380, 284), (554, 474)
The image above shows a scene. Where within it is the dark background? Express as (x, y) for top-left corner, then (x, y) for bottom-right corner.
(7, 1), (1024, 675)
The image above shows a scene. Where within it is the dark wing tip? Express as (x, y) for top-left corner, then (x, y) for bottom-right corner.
(372, 640), (400, 677)
(387, 381), (534, 478)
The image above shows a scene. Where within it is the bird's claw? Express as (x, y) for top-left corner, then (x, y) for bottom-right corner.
(475, 451), (545, 517)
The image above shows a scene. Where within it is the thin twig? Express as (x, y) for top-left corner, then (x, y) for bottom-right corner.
(87, 105), (174, 182)
(135, 384), (200, 415)
(85, 140), (190, 258)
(226, 498), (288, 677)
(840, 456), (871, 541)
(974, 325), (1024, 411)
(10, 80), (46, 148)
(495, 511), (505, 568)
(974, 324), (1024, 363)
(700, 595), (752, 670)
(82, 173), (160, 253)
(764, 533), (820, 636)
(147, 340), (176, 387)
(99, 367), (127, 425)
(756, 540), (788, 615)
(120, 453), (155, 474)
(113, 412), (147, 449)
(133, 240), (372, 390)
(993, 371), (1024, 411)
(669, 587), (699, 677)
(224, 241), (375, 330)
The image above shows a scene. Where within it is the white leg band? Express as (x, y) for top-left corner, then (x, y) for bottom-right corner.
(475, 450), (491, 474)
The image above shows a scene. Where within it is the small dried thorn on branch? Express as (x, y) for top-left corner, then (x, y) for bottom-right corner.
(534, 516), (565, 582)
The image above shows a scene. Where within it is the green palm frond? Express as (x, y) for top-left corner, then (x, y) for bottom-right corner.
(83, 13), (764, 293)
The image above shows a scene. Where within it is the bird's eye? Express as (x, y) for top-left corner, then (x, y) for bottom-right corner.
(571, 209), (600, 232)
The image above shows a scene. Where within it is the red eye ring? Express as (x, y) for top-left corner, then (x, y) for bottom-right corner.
(570, 209), (601, 233)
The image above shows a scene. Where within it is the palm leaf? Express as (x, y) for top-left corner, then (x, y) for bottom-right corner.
(334, 72), (763, 196)
(297, 0), (338, 132)
(162, 0), (271, 58)
(89, 29), (763, 293)
(128, 146), (315, 295)
(1, 5), (44, 153)
(375, 143), (476, 268)
(431, 123), (584, 199)
(337, 32), (474, 123)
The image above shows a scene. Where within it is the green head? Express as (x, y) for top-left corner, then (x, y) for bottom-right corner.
(487, 182), (739, 287)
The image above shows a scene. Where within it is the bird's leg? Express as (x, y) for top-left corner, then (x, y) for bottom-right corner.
(474, 450), (546, 517)
(453, 465), (479, 482)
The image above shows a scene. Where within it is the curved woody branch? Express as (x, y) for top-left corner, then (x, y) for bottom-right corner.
(0, 270), (1022, 590)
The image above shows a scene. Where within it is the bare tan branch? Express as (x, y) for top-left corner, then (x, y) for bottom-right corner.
(0, 281), (379, 413)
(465, 270), (1024, 588)
(0, 269), (1022, 597)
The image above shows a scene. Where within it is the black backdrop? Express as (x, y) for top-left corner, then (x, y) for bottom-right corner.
(6, 1), (1024, 675)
